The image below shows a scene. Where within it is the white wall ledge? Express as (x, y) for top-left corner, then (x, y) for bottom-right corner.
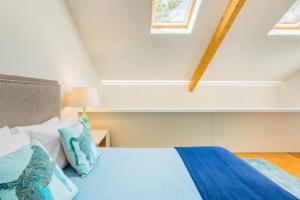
(80, 107), (300, 113)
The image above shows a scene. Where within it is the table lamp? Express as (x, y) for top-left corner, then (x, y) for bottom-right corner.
(66, 87), (100, 123)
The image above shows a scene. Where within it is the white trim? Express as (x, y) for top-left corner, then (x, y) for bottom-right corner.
(269, 29), (300, 35)
(101, 80), (282, 87)
(151, 28), (193, 34)
(199, 81), (281, 86)
(73, 107), (300, 113)
(102, 80), (190, 85)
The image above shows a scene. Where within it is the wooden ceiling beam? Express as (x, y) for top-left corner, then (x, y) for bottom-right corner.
(189, 0), (246, 92)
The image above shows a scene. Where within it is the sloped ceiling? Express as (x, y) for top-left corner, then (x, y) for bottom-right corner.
(67, 0), (300, 81)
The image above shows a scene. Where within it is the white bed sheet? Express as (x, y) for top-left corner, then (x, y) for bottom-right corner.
(64, 148), (202, 200)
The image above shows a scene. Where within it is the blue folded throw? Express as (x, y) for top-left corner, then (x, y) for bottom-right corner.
(175, 147), (298, 200)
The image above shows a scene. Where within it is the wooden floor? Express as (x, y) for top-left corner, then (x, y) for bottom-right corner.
(236, 153), (300, 179)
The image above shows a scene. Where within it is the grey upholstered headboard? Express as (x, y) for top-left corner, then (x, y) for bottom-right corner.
(0, 74), (60, 127)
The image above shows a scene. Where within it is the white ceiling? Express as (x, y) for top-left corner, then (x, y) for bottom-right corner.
(67, 0), (300, 82)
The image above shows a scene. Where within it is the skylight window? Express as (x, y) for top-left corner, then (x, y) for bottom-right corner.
(269, 1), (300, 35)
(151, 0), (202, 34)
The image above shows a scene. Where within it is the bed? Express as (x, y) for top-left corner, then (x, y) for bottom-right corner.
(63, 147), (300, 200)
(1, 74), (300, 200)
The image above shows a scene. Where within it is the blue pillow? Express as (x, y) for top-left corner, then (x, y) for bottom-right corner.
(0, 140), (78, 200)
(59, 120), (99, 176)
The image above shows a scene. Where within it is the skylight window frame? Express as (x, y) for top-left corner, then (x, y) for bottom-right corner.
(269, 21), (300, 36)
(151, 0), (197, 29)
(273, 20), (300, 30)
(269, 0), (300, 35)
(151, 0), (202, 34)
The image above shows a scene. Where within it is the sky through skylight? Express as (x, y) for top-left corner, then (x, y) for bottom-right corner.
(153, 0), (192, 24)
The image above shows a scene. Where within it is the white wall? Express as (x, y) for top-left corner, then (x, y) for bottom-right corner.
(92, 80), (299, 151)
(0, 0), (98, 88)
(89, 112), (300, 152)
(279, 69), (300, 108)
(100, 84), (279, 109)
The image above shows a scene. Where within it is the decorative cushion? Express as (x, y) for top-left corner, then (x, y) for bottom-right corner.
(59, 120), (99, 176)
(0, 140), (78, 200)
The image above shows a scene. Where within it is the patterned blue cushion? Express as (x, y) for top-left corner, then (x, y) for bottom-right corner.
(0, 140), (78, 200)
(59, 120), (99, 176)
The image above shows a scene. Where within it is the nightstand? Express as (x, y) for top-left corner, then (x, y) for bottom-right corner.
(91, 129), (111, 147)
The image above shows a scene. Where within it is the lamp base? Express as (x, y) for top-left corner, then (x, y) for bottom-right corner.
(80, 111), (89, 124)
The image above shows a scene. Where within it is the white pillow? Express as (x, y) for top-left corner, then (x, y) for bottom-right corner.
(10, 117), (72, 169)
(0, 131), (31, 156)
(10, 117), (60, 133)
(0, 126), (10, 137)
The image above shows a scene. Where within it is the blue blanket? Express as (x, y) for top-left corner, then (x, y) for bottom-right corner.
(175, 147), (298, 200)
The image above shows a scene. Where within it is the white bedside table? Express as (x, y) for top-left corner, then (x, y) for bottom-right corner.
(91, 129), (111, 147)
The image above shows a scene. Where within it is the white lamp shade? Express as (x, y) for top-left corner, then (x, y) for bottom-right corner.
(66, 87), (100, 107)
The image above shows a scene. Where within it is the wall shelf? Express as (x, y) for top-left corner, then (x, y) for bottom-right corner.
(81, 107), (300, 113)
